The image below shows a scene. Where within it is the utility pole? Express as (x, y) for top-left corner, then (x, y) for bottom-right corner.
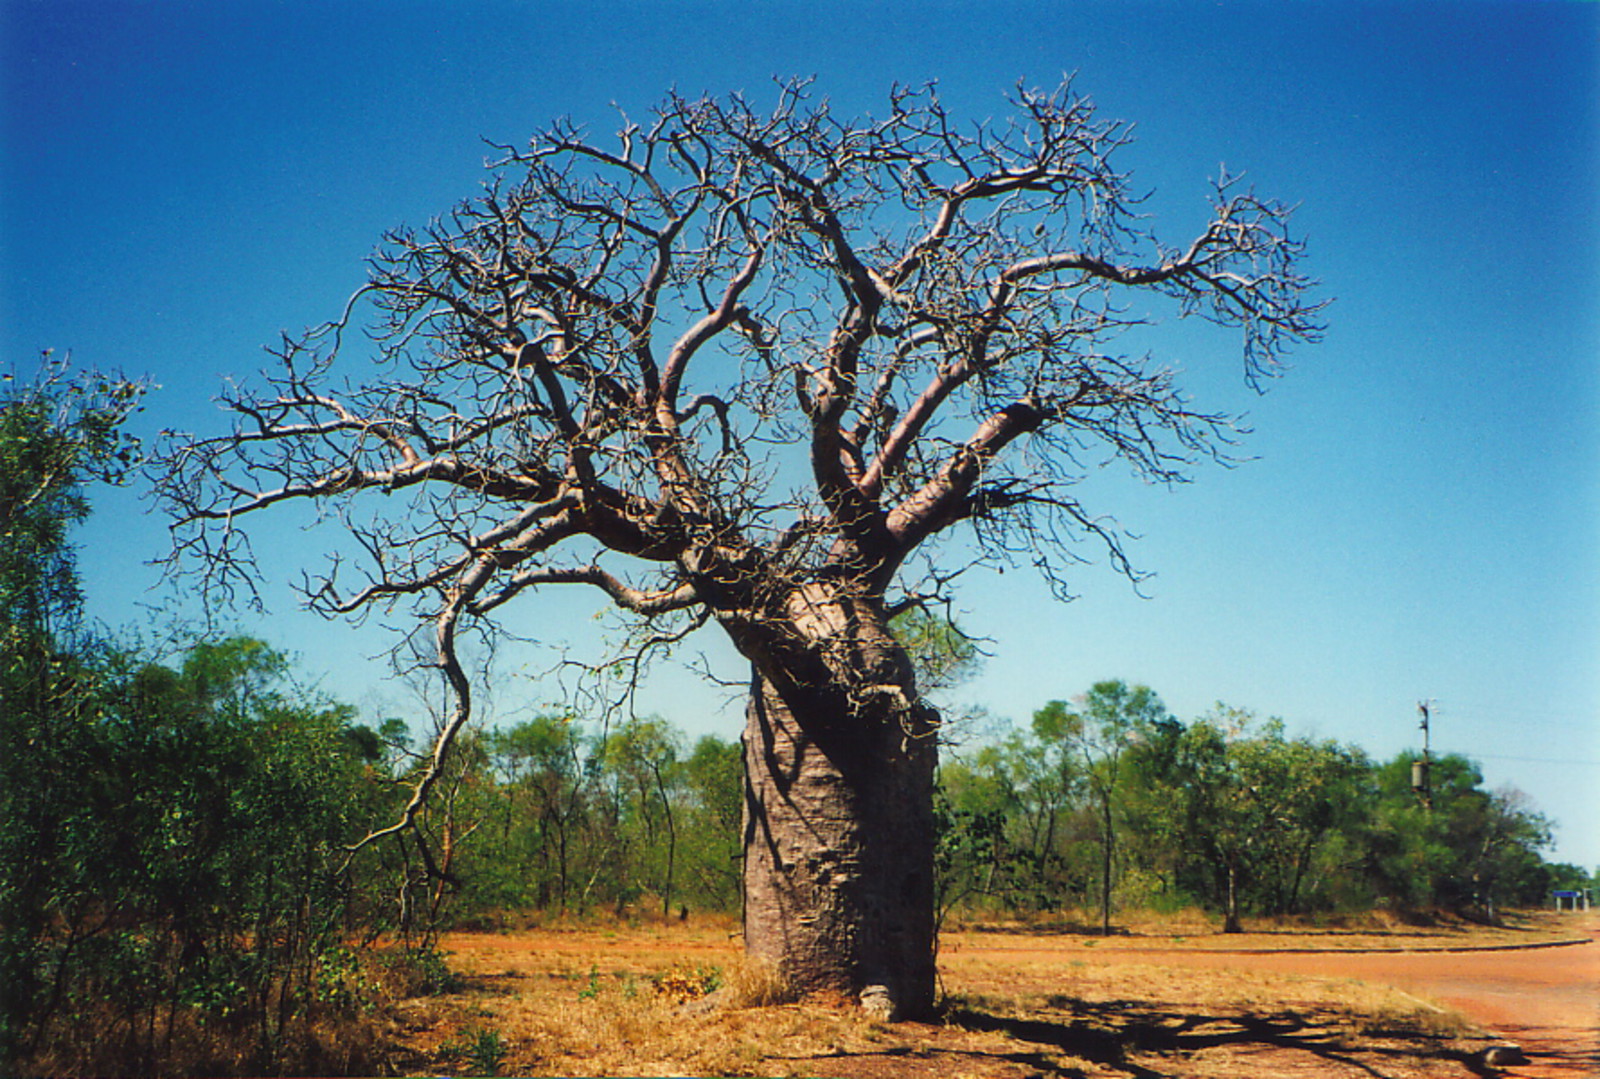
(1412, 700), (1435, 811)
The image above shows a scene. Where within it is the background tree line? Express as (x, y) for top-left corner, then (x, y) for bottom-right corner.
(935, 681), (1588, 932)
(338, 675), (1584, 939)
(418, 715), (744, 923)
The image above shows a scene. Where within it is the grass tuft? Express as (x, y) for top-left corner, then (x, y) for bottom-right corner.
(718, 955), (799, 1009)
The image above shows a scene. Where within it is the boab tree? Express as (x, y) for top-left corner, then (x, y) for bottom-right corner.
(153, 81), (1321, 1018)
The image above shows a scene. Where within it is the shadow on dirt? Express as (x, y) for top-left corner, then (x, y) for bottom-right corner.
(937, 1002), (1496, 1079)
(953, 919), (1134, 937)
(771, 996), (1499, 1078)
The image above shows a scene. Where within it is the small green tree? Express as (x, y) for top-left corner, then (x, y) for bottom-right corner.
(0, 360), (142, 1066)
(1364, 752), (1553, 918)
(1136, 707), (1364, 932)
(679, 734), (743, 911)
(598, 717), (685, 917)
(890, 606), (982, 696)
(1000, 728), (1084, 908)
(6, 630), (389, 1075)
(1465, 787), (1554, 915)
(1116, 711), (1189, 904)
(1221, 722), (1367, 917)
(1034, 681), (1167, 933)
(932, 754), (1016, 921)
(482, 714), (591, 912)
(938, 725), (1085, 912)
(0, 358), (408, 1074)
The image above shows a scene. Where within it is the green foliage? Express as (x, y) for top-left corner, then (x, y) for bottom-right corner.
(1, 363), (142, 1068)
(3, 636), (394, 1074)
(933, 780), (1011, 923)
(439, 718), (744, 926)
(1129, 707), (1369, 930)
(431, 688), (1568, 934)
(1363, 752), (1554, 914)
(1035, 681), (1169, 931)
(598, 716), (685, 916)
(1545, 862), (1596, 894)
(0, 357), (141, 636)
(936, 683), (1560, 929)
(679, 734), (744, 908)
(890, 606), (982, 693)
(442, 1025), (508, 1076)
(1, 362), (414, 1075)
(938, 730), (1082, 911)
(380, 946), (464, 997)
(577, 964), (603, 1000)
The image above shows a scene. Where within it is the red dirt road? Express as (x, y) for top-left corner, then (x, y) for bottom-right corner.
(1035, 931), (1600, 1076)
(1231, 937), (1597, 1077)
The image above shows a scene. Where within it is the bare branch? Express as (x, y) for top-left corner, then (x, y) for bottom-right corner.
(471, 563), (700, 617)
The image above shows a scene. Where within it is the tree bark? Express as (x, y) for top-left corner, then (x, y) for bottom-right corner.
(1099, 793), (1114, 935)
(740, 671), (939, 1019)
(1223, 861), (1243, 934)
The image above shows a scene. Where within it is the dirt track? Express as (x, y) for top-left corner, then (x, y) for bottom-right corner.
(954, 927), (1599, 1077)
(1181, 935), (1598, 1077)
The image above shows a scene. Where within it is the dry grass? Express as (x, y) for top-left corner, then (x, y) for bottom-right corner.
(21, 908), (1560, 1076)
(371, 913), (1535, 1077)
(718, 954), (802, 1009)
(390, 969), (889, 1077)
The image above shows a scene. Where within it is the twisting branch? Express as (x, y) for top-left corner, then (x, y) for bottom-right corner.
(470, 564), (700, 617)
(344, 550), (495, 861)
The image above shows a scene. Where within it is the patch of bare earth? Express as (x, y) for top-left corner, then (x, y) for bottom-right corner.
(377, 911), (1595, 1077)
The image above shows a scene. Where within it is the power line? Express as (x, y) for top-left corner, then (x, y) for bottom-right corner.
(1470, 753), (1600, 767)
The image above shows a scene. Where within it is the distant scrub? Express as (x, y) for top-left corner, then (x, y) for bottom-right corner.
(932, 685), (1581, 930)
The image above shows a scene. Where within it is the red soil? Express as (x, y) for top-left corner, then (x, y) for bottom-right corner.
(967, 926), (1599, 1076)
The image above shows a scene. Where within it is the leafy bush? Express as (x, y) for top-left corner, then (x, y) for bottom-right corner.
(0, 354), (418, 1077)
(1, 637), (402, 1075)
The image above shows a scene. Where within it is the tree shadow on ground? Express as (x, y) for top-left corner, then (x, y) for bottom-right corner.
(944, 1001), (1496, 1078)
(952, 919), (1132, 937)
(775, 999), (1498, 1079)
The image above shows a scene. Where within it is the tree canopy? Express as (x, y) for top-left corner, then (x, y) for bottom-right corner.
(151, 80), (1323, 1014)
(155, 77), (1322, 751)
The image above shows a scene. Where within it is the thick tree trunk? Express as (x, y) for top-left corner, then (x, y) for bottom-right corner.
(740, 671), (939, 1019)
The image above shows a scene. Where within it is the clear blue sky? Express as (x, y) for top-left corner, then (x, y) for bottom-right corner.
(3, 1), (1596, 866)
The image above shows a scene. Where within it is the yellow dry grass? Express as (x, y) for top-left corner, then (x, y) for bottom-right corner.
(370, 910), (1547, 1077)
(392, 960), (896, 1077)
